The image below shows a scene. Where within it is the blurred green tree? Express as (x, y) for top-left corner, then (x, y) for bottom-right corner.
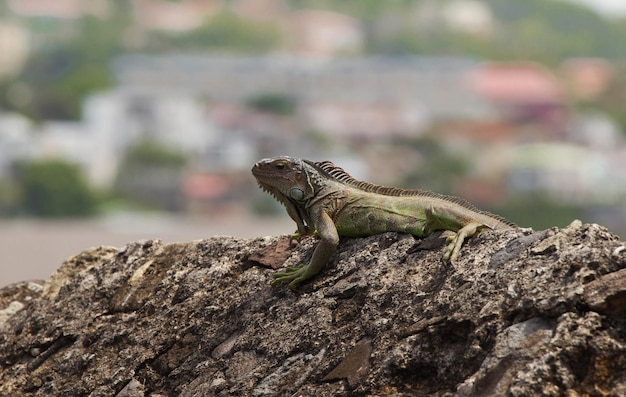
(3, 6), (130, 120)
(0, 179), (21, 216)
(363, 0), (626, 64)
(246, 93), (296, 115)
(153, 11), (282, 52)
(15, 159), (98, 217)
(121, 139), (187, 169)
(399, 136), (470, 194)
(494, 196), (583, 230)
(114, 139), (188, 211)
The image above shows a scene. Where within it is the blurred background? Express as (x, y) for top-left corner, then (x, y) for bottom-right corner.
(1, 0), (626, 287)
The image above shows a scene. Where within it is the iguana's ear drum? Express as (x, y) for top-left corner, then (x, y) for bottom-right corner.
(290, 188), (304, 201)
(295, 172), (303, 182)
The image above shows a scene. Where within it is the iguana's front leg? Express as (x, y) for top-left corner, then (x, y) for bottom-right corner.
(274, 211), (339, 289)
(425, 205), (489, 263)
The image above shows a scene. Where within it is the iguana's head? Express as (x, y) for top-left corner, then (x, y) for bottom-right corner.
(251, 156), (314, 203)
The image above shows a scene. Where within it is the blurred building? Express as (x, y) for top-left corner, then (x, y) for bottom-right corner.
(468, 63), (568, 137)
(112, 54), (493, 139)
(1, 49), (625, 218)
(0, 112), (32, 174)
(0, 22), (29, 78)
(417, 0), (495, 38)
(131, 0), (220, 32)
(506, 142), (626, 204)
(285, 10), (364, 58)
(561, 58), (615, 101)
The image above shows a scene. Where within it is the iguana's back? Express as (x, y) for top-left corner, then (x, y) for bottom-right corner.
(310, 159), (515, 237)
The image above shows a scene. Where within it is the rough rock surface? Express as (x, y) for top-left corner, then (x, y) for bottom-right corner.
(1, 220), (626, 396)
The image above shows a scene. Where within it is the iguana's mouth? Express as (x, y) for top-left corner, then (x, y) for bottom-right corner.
(251, 164), (275, 179)
(251, 162), (262, 175)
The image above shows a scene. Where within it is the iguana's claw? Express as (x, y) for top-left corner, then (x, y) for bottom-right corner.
(290, 232), (302, 241)
(272, 264), (309, 289)
(443, 234), (460, 263)
(442, 222), (485, 263)
(291, 230), (319, 241)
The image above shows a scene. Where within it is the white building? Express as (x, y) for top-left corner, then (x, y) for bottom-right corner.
(0, 112), (33, 173)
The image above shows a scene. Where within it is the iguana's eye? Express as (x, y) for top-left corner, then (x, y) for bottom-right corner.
(275, 161), (288, 170)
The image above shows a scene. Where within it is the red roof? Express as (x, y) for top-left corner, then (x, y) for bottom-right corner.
(469, 63), (564, 104)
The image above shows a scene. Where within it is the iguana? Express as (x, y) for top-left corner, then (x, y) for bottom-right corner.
(252, 156), (516, 288)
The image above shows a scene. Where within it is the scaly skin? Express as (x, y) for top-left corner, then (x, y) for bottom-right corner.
(252, 156), (517, 288)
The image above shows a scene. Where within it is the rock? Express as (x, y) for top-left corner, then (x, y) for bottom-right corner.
(1, 222), (625, 396)
(0, 280), (44, 326)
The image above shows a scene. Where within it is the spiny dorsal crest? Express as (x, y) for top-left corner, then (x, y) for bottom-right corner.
(308, 160), (516, 227)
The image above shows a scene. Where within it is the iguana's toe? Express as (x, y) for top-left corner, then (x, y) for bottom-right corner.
(442, 235), (460, 263)
(273, 264), (309, 289)
(442, 222), (485, 263)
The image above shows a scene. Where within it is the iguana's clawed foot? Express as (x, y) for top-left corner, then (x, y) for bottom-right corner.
(443, 234), (462, 263)
(273, 264), (312, 289)
(442, 222), (485, 263)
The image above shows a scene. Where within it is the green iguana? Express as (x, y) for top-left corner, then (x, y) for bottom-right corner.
(252, 156), (516, 288)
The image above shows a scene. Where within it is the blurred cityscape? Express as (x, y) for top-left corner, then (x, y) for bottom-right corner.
(1, 0), (626, 284)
